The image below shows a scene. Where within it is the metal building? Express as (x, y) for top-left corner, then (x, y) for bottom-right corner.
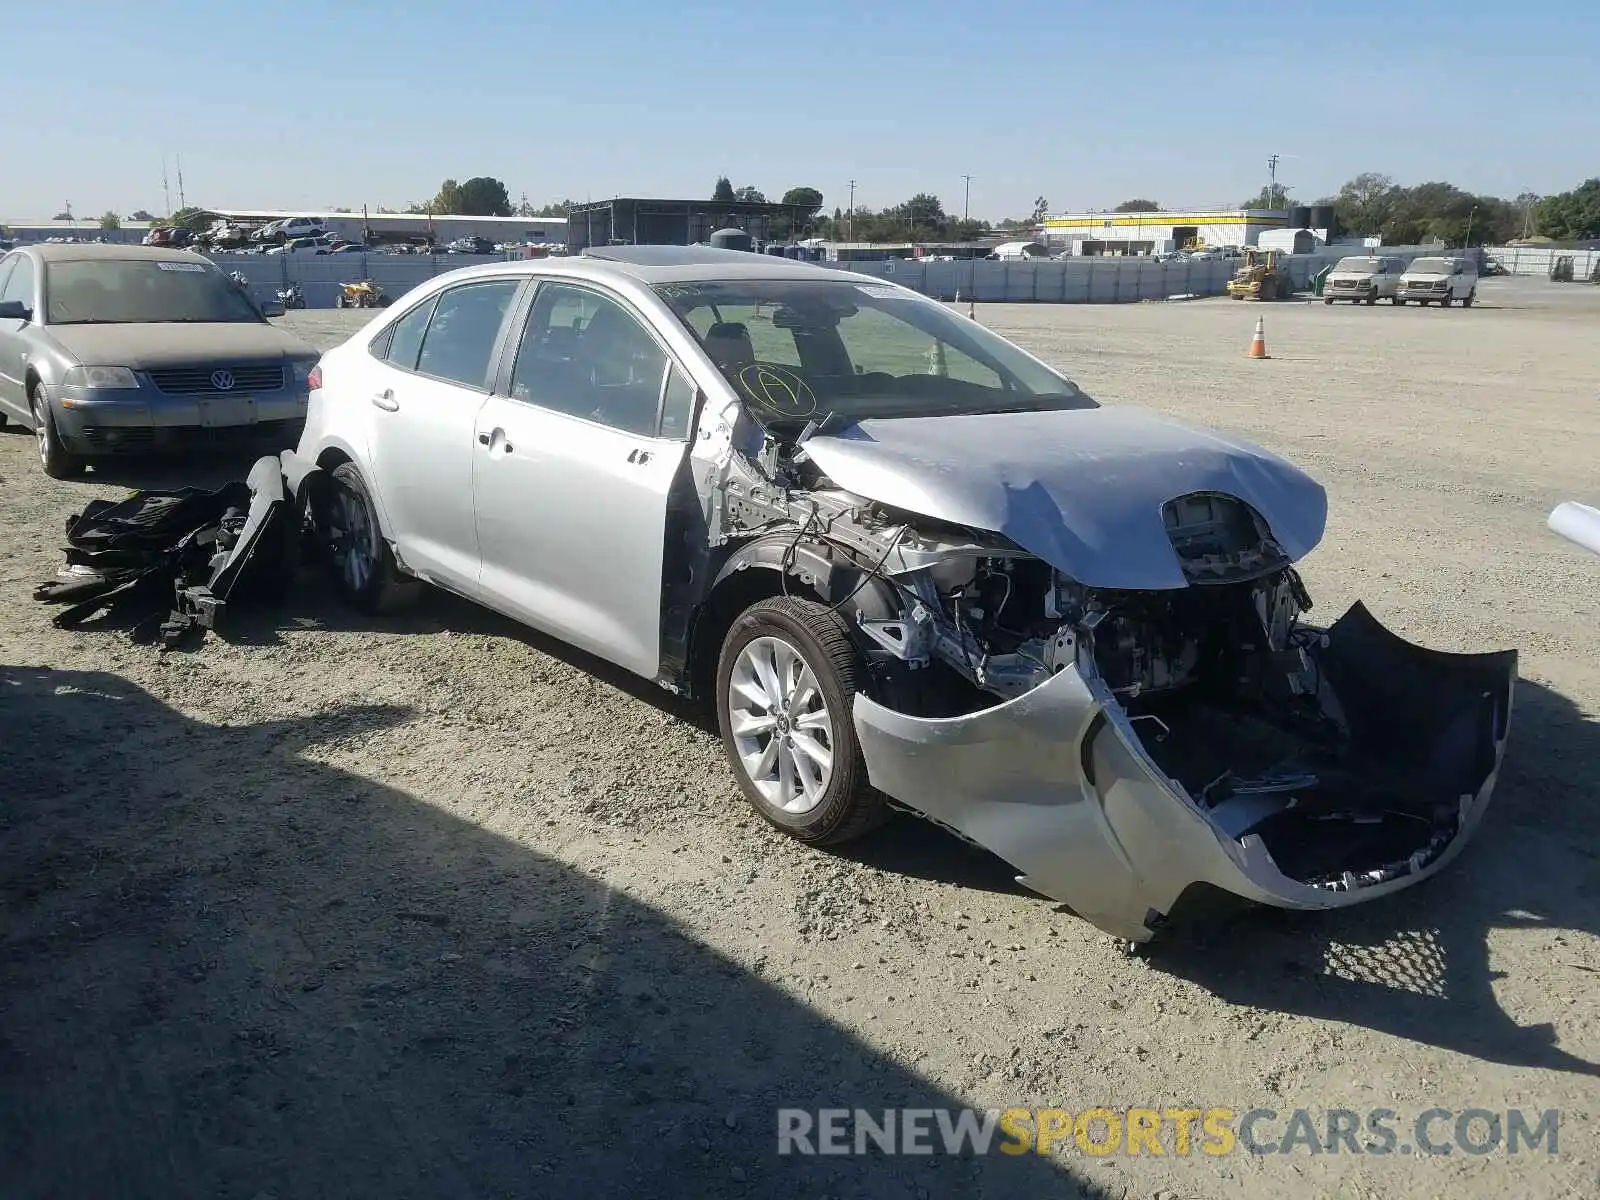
(1041, 208), (1293, 255)
(565, 198), (822, 253)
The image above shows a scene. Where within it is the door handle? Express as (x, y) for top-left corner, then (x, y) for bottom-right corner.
(627, 448), (653, 465)
(479, 430), (512, 453)
(371, 389), (398, 412)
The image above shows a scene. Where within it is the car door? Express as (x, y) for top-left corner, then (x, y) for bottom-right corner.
(472, 279), (696, 679)
(364, 276), (525, 594)
(0, 253), (34, 418)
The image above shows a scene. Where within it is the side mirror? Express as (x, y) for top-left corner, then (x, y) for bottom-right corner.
(0, 300), (30, 321)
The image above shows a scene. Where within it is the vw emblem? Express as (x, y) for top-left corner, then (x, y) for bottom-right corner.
(210, 370), (236, 391)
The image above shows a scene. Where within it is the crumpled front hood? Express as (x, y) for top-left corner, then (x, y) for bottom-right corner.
(45, 321), (317, 370)
(801, 406), (1328, 590)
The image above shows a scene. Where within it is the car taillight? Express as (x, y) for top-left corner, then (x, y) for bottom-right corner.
(307, 365), (322, 391)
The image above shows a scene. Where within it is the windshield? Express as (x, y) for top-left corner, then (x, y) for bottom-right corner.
(1333, 257), (1379, 274)
(44, 258), (264, 325)
(1407, 257), (1454, 275)
(655, 278), (1094, 426)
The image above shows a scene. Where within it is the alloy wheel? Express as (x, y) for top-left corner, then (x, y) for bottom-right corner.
(726, 635), (835, 814)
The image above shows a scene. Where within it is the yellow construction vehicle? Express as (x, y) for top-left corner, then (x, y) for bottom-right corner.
(1226, 248), (1293, 300)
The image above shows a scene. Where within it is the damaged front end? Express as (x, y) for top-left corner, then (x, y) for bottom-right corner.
(720, 432), (1517, 943)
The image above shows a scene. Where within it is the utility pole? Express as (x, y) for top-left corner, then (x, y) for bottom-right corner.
(1464, 205), (1478, 249)
(162, 155), (172, 217)
(962, 174), (972, 224)
(847, 179), (856, 244)
(176, 154), (187, 210)
(1266, 153), (1281, 208)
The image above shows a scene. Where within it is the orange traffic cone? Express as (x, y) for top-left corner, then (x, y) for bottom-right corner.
(1247, 316), (1269, 359)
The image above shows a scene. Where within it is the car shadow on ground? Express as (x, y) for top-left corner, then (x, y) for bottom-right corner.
(1150, 676), (1600, 1079)
(0, 666), (1102, 1200)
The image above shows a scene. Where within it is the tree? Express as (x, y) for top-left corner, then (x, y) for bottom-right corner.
(733, 185), (767, 204)
(712, 176), (736, 203)
(1113, 198), (1160, 212)
(1241, 185), (1292, 209)
(99, 211), (121, 230)
(167, 206), (212, 232)
(427, 177), (510, 216)
(1535, 179), (1600, 241)
(52, 211), (72, 222)
(533, 200), (573, 217)
(1031, 196), (1050, 224)
(130, 209), (156, 222)
(1332, 172), (1399, 236)
(781, 186), (823, 215)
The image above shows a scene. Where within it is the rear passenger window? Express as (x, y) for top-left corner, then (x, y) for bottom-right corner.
(415, 279), (522, 389)
(385, 297), (436, 370)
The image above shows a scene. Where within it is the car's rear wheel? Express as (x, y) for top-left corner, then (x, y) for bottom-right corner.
(1441, 295), (1453, 307)
(321, 462), (421, 614)
(1462, 291), (1475, 308)
(716, 596), (886, 845)
(30, 385), (84, 480)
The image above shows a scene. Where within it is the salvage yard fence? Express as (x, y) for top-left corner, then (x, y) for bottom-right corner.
(214, 246), (1449, 311)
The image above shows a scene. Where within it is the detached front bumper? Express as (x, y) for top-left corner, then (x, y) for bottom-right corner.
(852, 603), (1516, 943)
(54, 387), (310, 455)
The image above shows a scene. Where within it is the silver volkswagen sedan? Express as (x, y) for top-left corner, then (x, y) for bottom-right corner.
(0, 243), (320, 477)
(283, 245), (1516, 944)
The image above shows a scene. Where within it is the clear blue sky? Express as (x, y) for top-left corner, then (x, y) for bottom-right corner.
(10, 0), (1597, 221)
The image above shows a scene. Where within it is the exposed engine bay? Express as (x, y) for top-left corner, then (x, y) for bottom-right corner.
(703, 436), (1516, 937)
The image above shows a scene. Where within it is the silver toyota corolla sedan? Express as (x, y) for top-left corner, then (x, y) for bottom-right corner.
(283, 245), (1517, 944)
(0, 243), (319, 477)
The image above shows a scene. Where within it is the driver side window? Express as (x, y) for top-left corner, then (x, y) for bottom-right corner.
(509, 282), (671, 438)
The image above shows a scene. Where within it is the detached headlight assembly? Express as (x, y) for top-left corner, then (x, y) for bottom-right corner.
(63, 365), (141, 390)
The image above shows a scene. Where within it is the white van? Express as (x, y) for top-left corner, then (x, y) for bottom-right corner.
(1397, 256), (1478, 307)
(1323, 256), (1404, 305)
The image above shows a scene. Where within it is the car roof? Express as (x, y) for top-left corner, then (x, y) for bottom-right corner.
(20, 243), (214, 266)
(399, 245), (884, 293)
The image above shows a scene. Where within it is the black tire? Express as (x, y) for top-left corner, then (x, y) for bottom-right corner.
(320, 462), (421, 614)
(715, 595), (886, 845)
(1364, 295), (1376, 305)
(1323, 297), (1333, 305)
(1462, 292), (1475, 308)
(1441, 295), (1452, 308)
(1395, 297), (1407, 305)
(30, 385), (84, 480)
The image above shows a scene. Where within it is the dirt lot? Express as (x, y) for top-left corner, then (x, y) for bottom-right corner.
(3, 278), (1597, 1200)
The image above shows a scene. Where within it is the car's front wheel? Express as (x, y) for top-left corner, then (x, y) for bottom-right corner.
(320, 462), (421, 614)
(31, 385), (84, 479)
(716, 596), (886, 845)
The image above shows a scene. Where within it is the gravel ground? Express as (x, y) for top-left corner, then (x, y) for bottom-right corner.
(3, 277), (1597, 1200)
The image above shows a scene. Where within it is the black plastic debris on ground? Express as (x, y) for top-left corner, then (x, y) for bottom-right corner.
(33, 455), (300, 649)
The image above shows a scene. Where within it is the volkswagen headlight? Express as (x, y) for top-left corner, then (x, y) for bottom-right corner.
(63, 365), (141, 390)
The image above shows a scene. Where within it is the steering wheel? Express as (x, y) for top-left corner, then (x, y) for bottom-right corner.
(735, 362), (819, 420)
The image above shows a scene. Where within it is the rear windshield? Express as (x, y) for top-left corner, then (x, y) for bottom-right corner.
(1407, 258), (1454, 274)
(45, 258), (263, 325)
(1333, 257), (1379, 274)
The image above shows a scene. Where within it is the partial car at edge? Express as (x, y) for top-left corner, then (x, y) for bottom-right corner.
(0, 243), (321, 477)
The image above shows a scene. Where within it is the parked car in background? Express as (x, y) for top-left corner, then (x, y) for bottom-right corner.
(1396, 256), (1478, 307)
(269, 234), (338, 256)
(1323, 255), (1404, 305)
(280, 244), (1516, 946)
(0, 244), (320, 477)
